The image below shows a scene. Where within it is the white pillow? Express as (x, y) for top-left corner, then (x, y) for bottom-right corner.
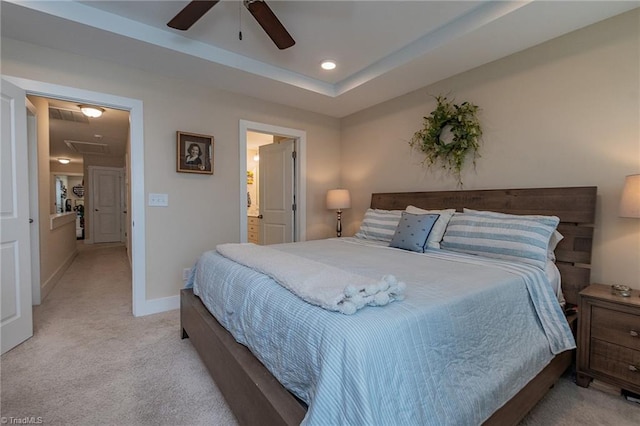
(547, 230), (564, 262)
(405, 205), (456, 249)
(354, 209), (403, 243)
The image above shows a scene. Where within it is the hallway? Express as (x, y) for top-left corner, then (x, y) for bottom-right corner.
(0, 244), (237, 425)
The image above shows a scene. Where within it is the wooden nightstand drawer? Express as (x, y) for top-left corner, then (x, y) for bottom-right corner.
(577, 283), (640, 394)
(248, 217), (260, 226)
(590, 339), (640, 386)
(592, 306), (640, 351)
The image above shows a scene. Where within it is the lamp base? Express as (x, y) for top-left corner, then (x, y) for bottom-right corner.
(336, 210), (342, 237)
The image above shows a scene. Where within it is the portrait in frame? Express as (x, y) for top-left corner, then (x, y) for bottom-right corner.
(176, 131), (214, 174)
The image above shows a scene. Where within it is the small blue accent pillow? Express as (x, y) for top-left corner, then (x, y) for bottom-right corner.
(389, 212), (440, 253)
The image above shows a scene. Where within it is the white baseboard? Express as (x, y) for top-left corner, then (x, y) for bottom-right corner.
(41, 249), (78, 301)
(134, 294), (180, 317)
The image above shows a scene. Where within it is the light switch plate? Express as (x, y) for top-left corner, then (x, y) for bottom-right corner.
(148, 193), (169, 207)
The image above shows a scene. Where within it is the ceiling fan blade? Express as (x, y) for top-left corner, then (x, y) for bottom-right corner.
(167, 1), (219, 31)
(244, 0), (295, 50)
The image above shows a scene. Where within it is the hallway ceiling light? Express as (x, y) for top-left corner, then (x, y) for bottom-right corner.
(79, 105), (105, 118)
(58, 158), (71, 164)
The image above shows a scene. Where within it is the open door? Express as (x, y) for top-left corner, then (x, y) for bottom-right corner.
(258, 139), (295, 245)
(1, 78), (33, 354)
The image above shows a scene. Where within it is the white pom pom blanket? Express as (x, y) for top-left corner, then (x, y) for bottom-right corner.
(216, 243), (405, 314)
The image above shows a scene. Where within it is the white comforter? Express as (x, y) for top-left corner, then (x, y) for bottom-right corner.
(189, 237), (575, 425)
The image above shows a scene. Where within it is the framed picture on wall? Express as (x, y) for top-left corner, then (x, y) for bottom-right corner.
(176, 131), (214, 174)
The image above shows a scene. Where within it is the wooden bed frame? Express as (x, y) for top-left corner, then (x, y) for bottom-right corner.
(181, 186), (597, 426)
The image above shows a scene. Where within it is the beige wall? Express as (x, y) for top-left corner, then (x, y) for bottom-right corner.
(8, 10), (637, 302)
(341, 10), (640, 289)
(3, 37), (342, 301)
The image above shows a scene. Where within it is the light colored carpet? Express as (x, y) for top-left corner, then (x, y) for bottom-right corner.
(1, 243), (237, 426)
(1, 243), (638, 425)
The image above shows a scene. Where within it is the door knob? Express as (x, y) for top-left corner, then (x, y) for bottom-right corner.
(29, 218), (33, 223)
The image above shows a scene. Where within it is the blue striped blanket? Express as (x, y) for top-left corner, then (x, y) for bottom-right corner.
(188, 238), (574, 425)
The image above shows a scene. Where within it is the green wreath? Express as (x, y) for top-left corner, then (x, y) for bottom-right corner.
(409, 95), (482, 185)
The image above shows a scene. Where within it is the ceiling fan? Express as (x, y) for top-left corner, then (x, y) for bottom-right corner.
(168, 0), (295, 50)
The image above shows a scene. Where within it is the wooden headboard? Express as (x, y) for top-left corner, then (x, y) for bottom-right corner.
(371, 186), (597, 305)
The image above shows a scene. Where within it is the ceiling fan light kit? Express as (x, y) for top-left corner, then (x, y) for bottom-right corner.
(168, 0), (295, 50)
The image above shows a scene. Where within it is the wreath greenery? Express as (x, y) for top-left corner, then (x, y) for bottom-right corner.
(409, 95), (482, 185)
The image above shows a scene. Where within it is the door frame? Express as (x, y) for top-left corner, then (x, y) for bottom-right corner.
(2, 76), (148, 317)
(26, 98), (41, 305)
(239, 120), (306, 243)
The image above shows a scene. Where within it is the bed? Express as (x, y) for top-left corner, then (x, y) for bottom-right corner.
(181, 186), (597, 425)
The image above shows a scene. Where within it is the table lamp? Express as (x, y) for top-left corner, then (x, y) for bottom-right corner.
(617, 174), (640, 297)
(326, 189), (351, 237)
(619, 174), (640, 218)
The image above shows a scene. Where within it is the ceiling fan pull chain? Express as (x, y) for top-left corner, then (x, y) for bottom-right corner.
(238, 0), (243, 41)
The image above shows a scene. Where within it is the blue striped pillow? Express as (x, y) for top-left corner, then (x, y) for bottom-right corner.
(441, 210), (560, 270)
(354, 209), (403, 243)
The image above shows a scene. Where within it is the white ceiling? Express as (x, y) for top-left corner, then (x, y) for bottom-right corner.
(3, 1), (638, 163)
(43, 98), (129, 165)
(3, 1), (638, 120)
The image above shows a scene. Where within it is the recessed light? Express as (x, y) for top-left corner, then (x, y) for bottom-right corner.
(321, 60), (337, 71)
(58, 158), (71, 164)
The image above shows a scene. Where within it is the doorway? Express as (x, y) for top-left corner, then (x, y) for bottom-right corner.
(88, 166), (125, 244)
(239, 120), (307, 244)
(3, 76), (148, 317)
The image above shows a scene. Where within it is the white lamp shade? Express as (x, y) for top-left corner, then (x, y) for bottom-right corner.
(326, 189), (351, 210)
(619, 174), (640, 218)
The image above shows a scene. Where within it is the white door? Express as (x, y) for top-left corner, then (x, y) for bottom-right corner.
(1, 79), (33, 354)
(91, 167), (123, 243)
(259, 139), (295, 245)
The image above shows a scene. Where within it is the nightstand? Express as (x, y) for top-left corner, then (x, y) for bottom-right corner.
(576, 283), (640, 394)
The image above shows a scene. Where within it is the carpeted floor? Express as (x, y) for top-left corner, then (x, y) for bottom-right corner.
(1, 243), (236, 426)
(1, 243), (638, 425)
